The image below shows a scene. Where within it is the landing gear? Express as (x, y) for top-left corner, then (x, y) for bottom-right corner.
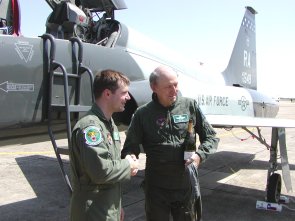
(242, 127), (292, 204)
(267, 173), (282, 203)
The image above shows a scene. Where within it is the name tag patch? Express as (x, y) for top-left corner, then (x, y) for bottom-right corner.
(113, 131), (120, 141)
(173, 114), (189, 123)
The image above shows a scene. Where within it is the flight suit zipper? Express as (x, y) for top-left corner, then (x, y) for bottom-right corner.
(167, 108), (178, 161)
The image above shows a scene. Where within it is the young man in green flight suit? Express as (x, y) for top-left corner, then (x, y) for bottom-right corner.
(69, 69), (139, 221)
(121, 65), (219, 221)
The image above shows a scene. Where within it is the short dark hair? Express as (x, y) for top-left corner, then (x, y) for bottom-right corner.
(93, 69), (130, 99)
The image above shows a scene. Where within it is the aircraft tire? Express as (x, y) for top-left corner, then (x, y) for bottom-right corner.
(266, 173), (281, 203)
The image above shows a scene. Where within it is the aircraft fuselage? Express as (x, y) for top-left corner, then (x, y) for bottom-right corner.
(0, 33), (278, 134)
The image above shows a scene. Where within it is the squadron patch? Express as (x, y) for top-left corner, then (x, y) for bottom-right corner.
(156, 117), (166, 127)
(83, 126), (103, 145)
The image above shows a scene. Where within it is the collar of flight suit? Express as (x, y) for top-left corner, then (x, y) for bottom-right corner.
(151, 92), (179, 110)
(90, 103), (109, 123)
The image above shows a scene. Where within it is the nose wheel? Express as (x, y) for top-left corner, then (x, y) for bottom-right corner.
(267, 173), (282, 203)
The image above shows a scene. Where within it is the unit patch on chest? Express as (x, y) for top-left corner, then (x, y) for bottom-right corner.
(83, 126), (103, 145)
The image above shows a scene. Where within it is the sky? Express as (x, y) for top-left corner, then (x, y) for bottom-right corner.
(18, 0), (295, 98)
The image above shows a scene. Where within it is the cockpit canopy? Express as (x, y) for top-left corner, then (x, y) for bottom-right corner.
(45, 0), (127, 12)
(78, 0), (127, 11)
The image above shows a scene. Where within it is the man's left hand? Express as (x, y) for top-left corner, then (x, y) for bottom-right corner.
(185, 153), (201, 167)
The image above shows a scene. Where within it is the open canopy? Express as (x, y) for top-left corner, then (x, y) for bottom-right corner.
(45, 0), (127, 11)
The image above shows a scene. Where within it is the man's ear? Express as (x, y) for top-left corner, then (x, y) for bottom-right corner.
(150, 83), (156, 92)
(102, 89), (111, 98)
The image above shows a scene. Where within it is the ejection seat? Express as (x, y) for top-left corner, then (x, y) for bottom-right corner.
(77, 0), (127, 46)
(46, 0), (126, 47)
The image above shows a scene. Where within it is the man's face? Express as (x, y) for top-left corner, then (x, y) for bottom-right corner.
(110, 83), (131, 112)
(152, 72), (178, 107)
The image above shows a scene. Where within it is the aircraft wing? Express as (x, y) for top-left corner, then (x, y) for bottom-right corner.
(206, 114), (295, 194)
(206, 115), (295, 128)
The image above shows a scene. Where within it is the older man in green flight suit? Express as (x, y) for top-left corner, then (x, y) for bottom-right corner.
(122, 65), (219, 221)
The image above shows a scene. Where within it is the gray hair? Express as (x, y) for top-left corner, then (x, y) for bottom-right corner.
(149, 70), (159, 86)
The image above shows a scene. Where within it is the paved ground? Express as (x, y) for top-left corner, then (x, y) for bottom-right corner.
(1, 101), (295, 221)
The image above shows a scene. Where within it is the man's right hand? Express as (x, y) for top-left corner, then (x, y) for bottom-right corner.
(125, 155), (139, 176)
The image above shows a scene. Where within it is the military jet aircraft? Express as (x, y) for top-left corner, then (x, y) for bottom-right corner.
(1, 0), (294, 204)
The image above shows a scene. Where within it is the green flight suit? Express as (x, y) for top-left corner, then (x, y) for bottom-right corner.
(122, 94), (219, 221)
(70, 104), (131, 221)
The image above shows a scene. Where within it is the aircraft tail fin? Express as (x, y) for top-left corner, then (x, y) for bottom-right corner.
(222, 6), (257, 90)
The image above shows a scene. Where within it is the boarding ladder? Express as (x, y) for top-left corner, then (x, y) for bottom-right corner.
(42, 34), (94, 194)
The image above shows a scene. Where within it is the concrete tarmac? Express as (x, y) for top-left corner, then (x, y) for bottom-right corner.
(1, 101), (295, 221)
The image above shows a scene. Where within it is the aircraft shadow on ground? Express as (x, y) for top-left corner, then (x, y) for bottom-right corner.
(0, 155), (70, 221)
(1, 151), (294, 221)
(199, 151), (295, 221)
(201, 186), (295, 221)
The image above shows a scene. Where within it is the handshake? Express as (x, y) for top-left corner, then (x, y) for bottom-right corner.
(125, 154), (139, 176)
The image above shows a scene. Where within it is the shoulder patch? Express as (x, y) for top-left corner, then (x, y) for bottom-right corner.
(83, 126), (103, 146)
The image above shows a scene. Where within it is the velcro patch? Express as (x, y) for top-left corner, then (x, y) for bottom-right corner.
(83, 126), (103, 145)
(172, 114), (189, 123)
(113, 131), (120, 141)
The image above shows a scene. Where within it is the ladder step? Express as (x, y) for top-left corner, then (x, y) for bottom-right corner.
(51, 104), (91, 112)
(53, 72), (80, 78)
(57, 146), (69, 155)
